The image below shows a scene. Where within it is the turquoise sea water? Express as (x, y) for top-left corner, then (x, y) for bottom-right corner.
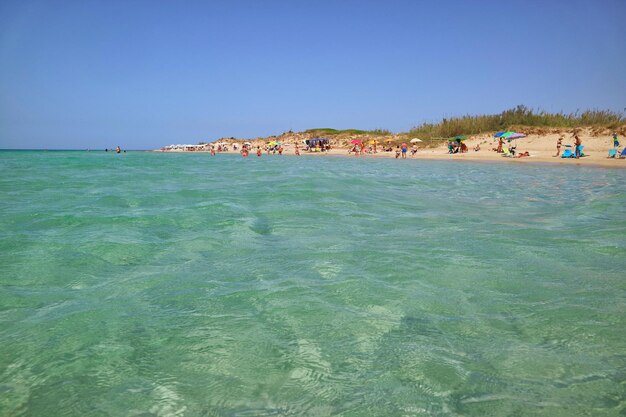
(1, 150), (625, 417)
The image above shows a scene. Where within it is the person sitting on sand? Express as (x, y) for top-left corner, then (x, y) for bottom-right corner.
(555, 136), (563, 157)
(474, 143), (480, 151)
(460, 142), (468, 153)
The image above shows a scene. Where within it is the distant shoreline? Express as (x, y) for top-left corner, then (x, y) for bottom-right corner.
(155, 127), (626, 169)
(154, 148), (626, 169)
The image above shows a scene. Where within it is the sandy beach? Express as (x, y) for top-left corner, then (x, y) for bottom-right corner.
(161, 128), (626, 169)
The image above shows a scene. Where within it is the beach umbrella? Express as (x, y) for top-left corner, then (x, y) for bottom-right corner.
(496, 131), (526, 140)
(410, 138), (422, 143)
(351, 139), (362, 144)
(453, 136), (466, 142)
(501, 132), (526, 139)
(384, 139), (393, 143)
(499, 131), (527, 144)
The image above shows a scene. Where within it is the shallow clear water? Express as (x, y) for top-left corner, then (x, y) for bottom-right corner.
(1, 150), (625, 417)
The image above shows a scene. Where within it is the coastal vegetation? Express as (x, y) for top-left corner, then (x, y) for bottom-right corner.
(209, 106), (624, 147)
(407, 105), (625, 144)
(304, 128), (392, 136)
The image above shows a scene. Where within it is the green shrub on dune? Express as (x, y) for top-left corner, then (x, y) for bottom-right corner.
(408, 105), (625, 143)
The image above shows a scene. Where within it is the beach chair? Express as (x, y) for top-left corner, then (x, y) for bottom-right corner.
(502, 147), (513, 157)
(608, 149), (617, 158)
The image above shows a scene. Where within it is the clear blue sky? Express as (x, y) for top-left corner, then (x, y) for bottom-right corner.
(1, 0), (625, 149)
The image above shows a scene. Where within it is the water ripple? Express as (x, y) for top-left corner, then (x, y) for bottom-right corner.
(1, 151), (625, 416)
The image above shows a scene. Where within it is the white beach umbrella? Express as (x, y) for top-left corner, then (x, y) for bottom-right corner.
(410, 138), (423, 143)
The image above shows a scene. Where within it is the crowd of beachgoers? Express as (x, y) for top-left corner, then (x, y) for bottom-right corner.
(156, 129), (626, 168)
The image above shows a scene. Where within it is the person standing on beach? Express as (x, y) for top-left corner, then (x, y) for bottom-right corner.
(395, 146), (401, 159)
(574, 135), (582, 158)
(401, 143), (407, 159)
(555, 136), (563, 157)
(210, 145), (216, 156)
(256, 146), (262, 157)
(613, 132), (619, 148)
(295, 143), (300, 156)
(497, 137), (504, 153)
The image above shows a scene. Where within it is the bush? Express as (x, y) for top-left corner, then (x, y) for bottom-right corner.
(408, 105), (625, 143)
